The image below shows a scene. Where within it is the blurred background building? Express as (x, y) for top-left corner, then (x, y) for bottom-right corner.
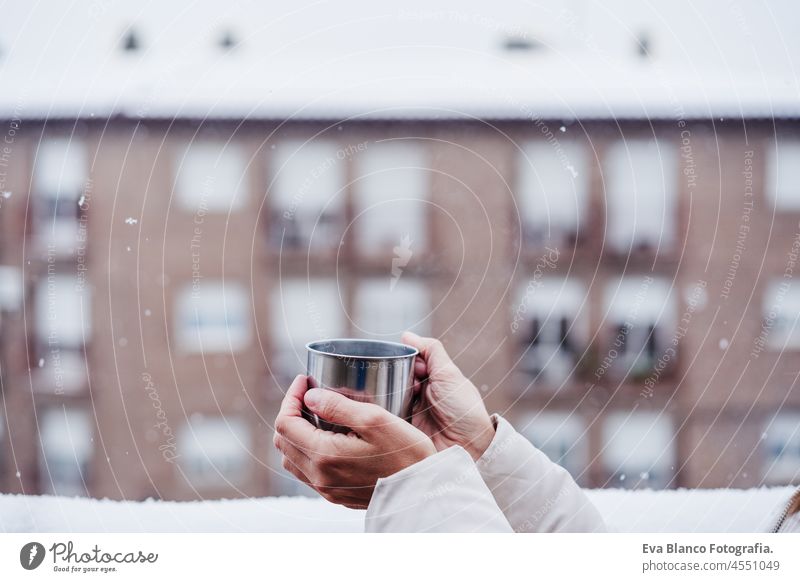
(0, 0), (799, 500)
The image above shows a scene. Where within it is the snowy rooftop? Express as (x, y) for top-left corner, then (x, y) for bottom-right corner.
(1, 487), (795, 532)
(1, 0), (798, 121)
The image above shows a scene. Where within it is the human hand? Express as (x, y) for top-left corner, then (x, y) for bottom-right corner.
(402, 332), (495, 461)
(273, 374), (436, 509)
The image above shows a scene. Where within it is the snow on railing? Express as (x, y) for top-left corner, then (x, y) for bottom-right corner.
(1, 487), (795, 533)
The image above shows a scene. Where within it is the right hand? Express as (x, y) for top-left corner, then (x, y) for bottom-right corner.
(273, 375), (436, 509)
(402, 332), (495, 461)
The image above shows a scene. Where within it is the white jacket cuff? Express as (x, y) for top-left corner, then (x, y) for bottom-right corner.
(365, 445), (513, 532)
(476, 414), (607, 532)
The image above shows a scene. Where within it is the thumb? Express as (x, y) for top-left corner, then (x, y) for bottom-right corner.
(304, 388), (389, 434)
(401, 332), (458, 375)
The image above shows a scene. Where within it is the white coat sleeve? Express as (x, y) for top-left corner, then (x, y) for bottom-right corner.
(475, 415), (607, 532)
(364, 445), (513, 532)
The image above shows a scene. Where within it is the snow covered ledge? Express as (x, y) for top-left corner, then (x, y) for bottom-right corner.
(1, 487), (795, 533)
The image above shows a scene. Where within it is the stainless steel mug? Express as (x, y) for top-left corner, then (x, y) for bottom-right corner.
(305, 338), (419, 433)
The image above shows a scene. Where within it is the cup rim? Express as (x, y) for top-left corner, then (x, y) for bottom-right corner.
(306, 338), (419, 360)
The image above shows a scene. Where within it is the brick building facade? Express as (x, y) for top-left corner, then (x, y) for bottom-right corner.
(1, 116), (798, 500)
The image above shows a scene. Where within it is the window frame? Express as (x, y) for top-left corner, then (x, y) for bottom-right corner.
(174, 139), (249, 213)
(352, 140), (429, 253)
(766, 137), (800, 211)
(516, 139), (590, 247)
(601, 410), (676, 489)
(268, 139), (347, 250)
(174, 281), (251, 354)
(604, 138), (678, 253)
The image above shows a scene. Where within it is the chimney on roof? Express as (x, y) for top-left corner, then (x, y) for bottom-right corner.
(121, 28), (141, 53)
(219, 30), (238, 51)
(501, 34), (542, 53)
(636, 32), (651, 59)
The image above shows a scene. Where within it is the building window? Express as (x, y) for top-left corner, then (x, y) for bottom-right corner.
(32, 137), (88, 255)
(270, 279), (346, 381)
(602, 410), (675, 489)
(35, 274), (92, 348)
(605, 139), (677, 253)
(39, 407), (93, 496)
(175, 282), (250, 353)
(353, 141), (428, 253)
(518, 411), (588, 485)
(762, 412), (800, 485)
(354, 278), (430, 341)
(0, 265), (23, 312)
(763, 279), (800, 350)
(604, 276), (675, 378)
(34, 274), (91, 394)
(517, 140), (589, 247)
(767, 138), (800, 210)
(178, 415), (250, 487)
(0, 413), (5, 479)
(269, 139), (346, 250)
(513, 277), (586, 386)
(174, 140), (248, 212)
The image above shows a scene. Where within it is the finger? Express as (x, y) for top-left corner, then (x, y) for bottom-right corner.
(275, 379), (323, 451)
(281, 454), (312, 486)
(401, 332), (455, 371)
(274, 433), (311, 466)
(303, 388), (389, 436)
(414, 357), (427, 379)
(279, 374), (310, 420)
(410, 391), (427, 417)
(275, 374), (318, 447)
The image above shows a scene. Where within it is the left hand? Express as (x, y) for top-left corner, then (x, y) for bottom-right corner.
(273, 374), (436, 509)
(402, 332), (495, 461)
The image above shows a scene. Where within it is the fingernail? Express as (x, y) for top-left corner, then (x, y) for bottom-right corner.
(304, 388), (322, 408)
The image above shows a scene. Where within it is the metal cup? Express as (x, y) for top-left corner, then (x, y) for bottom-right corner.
(305, 338), (419, 433)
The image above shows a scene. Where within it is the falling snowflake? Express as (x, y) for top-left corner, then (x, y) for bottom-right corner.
(1, 191), (12, 199)
(124, 217), (138, 225)
(38, 358), (45, 368)
(719, 338), (729, 349)
(559, 126), (566, 132)
(639, 471), (650, 480)
(78, 194), (86, 207)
